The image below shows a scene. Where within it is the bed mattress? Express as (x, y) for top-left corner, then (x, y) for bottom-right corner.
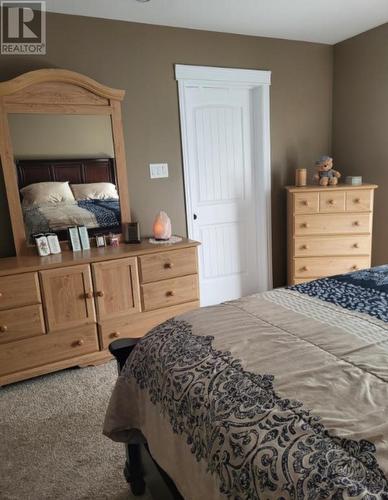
(104, 266), (388, 499)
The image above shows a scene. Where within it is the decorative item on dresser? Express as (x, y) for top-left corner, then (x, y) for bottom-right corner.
(286, 184), (378, 285)
(0, 238), (200, 386)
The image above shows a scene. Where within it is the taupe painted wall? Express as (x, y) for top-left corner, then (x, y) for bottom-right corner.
(9, 114), (114, 159)
(0, 12), (333, 286)
(333, 23), (388, 267)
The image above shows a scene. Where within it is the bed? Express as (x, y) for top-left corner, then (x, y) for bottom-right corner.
(104, 266), (388, 499)
(16, 158), (121, 241)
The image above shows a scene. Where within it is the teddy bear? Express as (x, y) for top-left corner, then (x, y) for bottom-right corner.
(314, 156), (341, 186)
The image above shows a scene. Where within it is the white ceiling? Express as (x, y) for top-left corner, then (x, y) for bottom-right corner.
(45, 0), (388, 45)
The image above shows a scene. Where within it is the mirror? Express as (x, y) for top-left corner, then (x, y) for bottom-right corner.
(8, 113), (121, 244)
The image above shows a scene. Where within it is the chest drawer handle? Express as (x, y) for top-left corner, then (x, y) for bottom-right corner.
(301, 266), (309, 272)
(96, 291), (104, 297)
(301, 245), (309, 250)
(353, 243), (359, 249)
(84, 291), (93, 299)
(166, 290), (175, 297)
(0, 325), (8, 333)
(164, 262), (173, 269)
(110, 331), (120, 339)
(328, 199), (335, 205)
(74, 339), (84, 347)
(351, 265), (359, 271)
(354, 198), (361, 204)
(302, 200), (309, 206)
(301, 223), (310, 229)
(0, 292), (3, 298)
(353, 221), (360, 226)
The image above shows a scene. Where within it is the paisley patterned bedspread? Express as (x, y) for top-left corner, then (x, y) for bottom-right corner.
(104, 267), (388, 500)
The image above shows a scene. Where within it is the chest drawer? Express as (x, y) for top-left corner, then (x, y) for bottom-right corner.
(294, 235), (371, 257)
(295, 213), (372, 235)
(346, 189), (373, 212)
(139, 247), (198, 283)
(293, 192), (319, 214)
(141, 274), (199, 311)
(0, 323), (99, 377)
(319, 191), (345, 213)
(294, 256), (370, 278)
(0, 304), (45, 344)
(0, 272), (41, 310)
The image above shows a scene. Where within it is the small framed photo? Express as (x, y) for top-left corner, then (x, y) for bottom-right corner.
(95, 234), (106, 247)
(108, 233), (120, 247)
(78, 226), (90, 250)
(34, 234), (51, 257)
(68, 226), (81, 252)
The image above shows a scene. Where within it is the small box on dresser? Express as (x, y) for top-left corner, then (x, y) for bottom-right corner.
(286, 184), (378, 285)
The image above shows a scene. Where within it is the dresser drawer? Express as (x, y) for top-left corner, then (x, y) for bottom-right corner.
(346, 189), (373, 212)
(319, 191), (345, 213)
(294, 256), (370, 278)
(99, 301), (199, 348)
(141, 274), (199, 311)
(139, 247), (198, 283)
(293, 192), (319, 214)
(294, 235), (371, 257)
(0, 272), (41, 310)
(295, 213), (372, 235)
(0, 324), (99, 377)
(0, 304), (45, 344)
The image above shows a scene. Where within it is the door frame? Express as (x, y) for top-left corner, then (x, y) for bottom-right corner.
(175, 64), (273, 292)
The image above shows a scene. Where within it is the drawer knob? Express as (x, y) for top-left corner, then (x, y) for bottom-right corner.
(85, 291), (93, 299)
(0, 292), (2, 298)
(301, 244), (309, 250)
(353, 243), (359, 249)
(353, 221), (360, 226)
(328, 199), (335, 205)
(96, 291), (104, 297)
(301, 266), (309, 272)
(352, 265), (359, 271)
(301, 223), (310, 228)
(164, 262), (173, 269)
(0, 325), (8, 333)
(166, 290), (175, 297)
(75, 339), (84, 347)
(110, 331), (120, 339)
(302, 200), (309, 206)
(354, 198), (361, 204)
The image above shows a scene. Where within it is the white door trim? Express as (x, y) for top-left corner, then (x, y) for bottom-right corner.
(176, 64), (273, 293)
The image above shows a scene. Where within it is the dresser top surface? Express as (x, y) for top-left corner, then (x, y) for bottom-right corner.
(0, 237), (200, 277)
(286, 183), (378, 193)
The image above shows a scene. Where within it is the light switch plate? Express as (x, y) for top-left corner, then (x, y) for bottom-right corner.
(150, 163), (169, 179)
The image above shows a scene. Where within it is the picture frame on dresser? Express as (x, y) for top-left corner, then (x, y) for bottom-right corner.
(286, 184), (378, 285)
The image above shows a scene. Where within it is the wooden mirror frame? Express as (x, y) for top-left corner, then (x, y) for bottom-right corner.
(0, 68), (130, 255)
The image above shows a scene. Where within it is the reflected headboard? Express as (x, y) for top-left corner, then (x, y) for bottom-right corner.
(16, 158), (117, 190)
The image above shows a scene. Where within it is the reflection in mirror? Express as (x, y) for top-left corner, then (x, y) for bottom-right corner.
(9, 114), (121, 244)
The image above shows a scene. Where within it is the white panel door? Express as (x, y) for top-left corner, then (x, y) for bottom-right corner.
(182, 85), (261, 306)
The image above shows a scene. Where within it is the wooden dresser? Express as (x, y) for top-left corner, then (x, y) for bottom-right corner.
(286, 184), (377, 285)
(0, 239), (199, 385)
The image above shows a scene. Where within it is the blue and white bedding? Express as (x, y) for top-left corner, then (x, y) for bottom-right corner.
(104, 267), (388, 499)
(23, 199), (121, 239)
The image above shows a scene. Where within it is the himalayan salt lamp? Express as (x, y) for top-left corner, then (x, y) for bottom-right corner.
(152, 211), (172, 240)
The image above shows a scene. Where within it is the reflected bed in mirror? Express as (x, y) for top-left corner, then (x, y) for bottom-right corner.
(17, 158), (122, 243)
(9, 112), (123, 245)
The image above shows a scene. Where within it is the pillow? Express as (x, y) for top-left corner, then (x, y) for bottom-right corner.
(20, 181), (75, 206)
(71, 182), (119, 201)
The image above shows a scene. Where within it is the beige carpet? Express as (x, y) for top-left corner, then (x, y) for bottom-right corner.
(0, 362), (152, 500)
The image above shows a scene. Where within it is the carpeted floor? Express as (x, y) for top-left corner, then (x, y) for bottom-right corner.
(0, 362), (152, 500)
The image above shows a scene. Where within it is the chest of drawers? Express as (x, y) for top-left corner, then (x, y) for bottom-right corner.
(286, 185), (377, 285)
